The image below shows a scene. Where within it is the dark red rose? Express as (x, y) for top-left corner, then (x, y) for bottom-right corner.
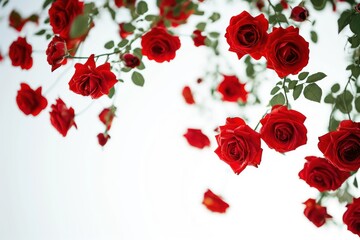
(215, 117), (262, 174)
(114, 0), (136, 8)
(16, 83), (48, 116)
(318, 120), (360, 172)
(192, 30), (206, 47)
(183, 128), (210, 149)
(202, 189), (229, 213)
(9, 10), (39, 32)
(343, 197), (360, 237)
(260, 105), (307, 153)
(217, 75), (248, 103)
(303, 199), (332, 227)
(0, 52), (3, 62)
(97, 133), (110, 146)
(49, 98), (77, 137)
(159, 0), (194, 27)
(265, 26), (309, 78)
(298, 156), (350, 192)
(290, 6), (309, 22)
(99, 107), (116, 130)
(69, 54), (117, 99)
(9, 37), (33, 70)
(182, 86), (195, 104)
(141, 27), (181, 63)
(119, 22), (133, 39)
(280, 0), (288, 9)
(122, 53), (140, 68)
(46, 36), (68, 72)
(48, 0), (84, 39)
(356, 3), (360, 13)
(225, 11), (268, 60)
(256, 0), (265, 11)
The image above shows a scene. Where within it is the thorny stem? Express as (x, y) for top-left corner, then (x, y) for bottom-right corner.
(267, 0), (282, 27)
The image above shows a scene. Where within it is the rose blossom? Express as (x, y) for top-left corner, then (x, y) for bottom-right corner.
(225, 11), (269, 60)
(49, 98), (77, 137)
(192, 30), (206, 47)
(141, 27), (181, 63)
(265, 26), (309, 78)
(290, 6), (309, 22)
(217, 75), (248, 103)
(183, 128), (210, 149)
(97, 133), (110, 146)
(16, 83), (48, 116)
(215, 117), (262, 174)
(343, 197), (360, 237)
(298, 156), (350, 192)
(121, 53), (140, 68)
(99, 107), (116, 130)
(182, 86), (195, 104)
(9, 37), (33, 70)
(303, 198), (332, 227)
(46, 36), (68, 71)
(318, 120), (360, 172)
(159, 0), (194, 27)
(260, 105), (307, 153)
(68, 54), (117, 99)
(202, 189), (229, 213)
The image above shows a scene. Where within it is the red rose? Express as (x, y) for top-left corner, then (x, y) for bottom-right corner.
(97, 133), (110, 146)
(217, 75), (248, 103)
(260, 105), (307, 153)
(202, 189), (229, 213)
(0, 52), (3, 62)
(192, 30), (206, 47)
(49, 98), (77, 137)
(280, 0), (288, 9)
(119, 22), (133, 39)
(225, 11), (268, 60)
(122, 53), (140, 68)
(159, 0), (194, 27)
(183, 128), (210, 149)
(46, 36), (68, 72)
(256, 0), (265, 11)
(141, 27), (181, 63)
(303, 198), (332, 227)
(48, 0), (84, 39)
(215, 117), (262, 174)
(318, 120), (360, 172)
(298, 156), (350, 192)
(69, 54), (117, 99)
(265, 26), (309, 78)
(115, 0), (136, 8)
(343, 197), (360, 237)
(182, 86), (195, 104)
(290, 6), (309, 22)
(9, 10), (39, 32)
(16, 83), (48, 116)
(9, 37), (33, 70)
(99, 107), (116, 130)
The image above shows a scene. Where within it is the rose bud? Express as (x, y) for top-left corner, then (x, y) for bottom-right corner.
(192, 30), (206, 47)
(46, 36), (68, 71)
(280, 0), (288, 9)
(303, 198), (332, 227)
(290, 6), (309, 22)
(122, 53), (140, 68)
(256, 0), (265, 11)
(97, 133), (110, 146)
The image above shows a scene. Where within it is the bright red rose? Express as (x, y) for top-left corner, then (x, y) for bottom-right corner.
(46, 36), (68, 72)
(16, 83), (48, 116)
(217, 75), (248, 103)
(280, 0), (288, 9)
(49, 98), (77, 137)
(303, 198), (332, 227)
(192, 30), (206, 47)
(318, 120), (360, 172)
(202, 189), (229, 213)
(182, 86), (195, 104)
(69, 54), (117, 99)
(141, 27), (181, 63)
(9, 37), (33, 70)
(343, 197), (360, 237)
(290, 6), (309, 22)
(122, 53), (140, 68)
(215, 117), (262, 174)
(265, 26), (309, 78)
(225, 11), (268, 60)
(48, 0), (84, 39)
(119, 22), (133, 39)
(260, 105), (307, 153)
(9, 10), (39, 32)
(99, 107), (116, 130)
(114, 0), (136, 8)
(183, 128), (210, 149)
(298, 156), (350, 192)
(159, 0), (194, 27)
(97, 133), (110, 146)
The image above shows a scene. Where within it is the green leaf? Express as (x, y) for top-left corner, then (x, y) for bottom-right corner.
(329, 117), (340, 131)
(136, 1), (148, 15)
(209, 12), (220, 22)
(118, 39), (129, 48)
(274, 3), (283, 12)
(34, 29), (46, 36)
(324, 93), (335, 104)
(338, 10), (353, 33)
(288, 80), (298, 89)
(136, 61), (145, 70)
(304, 83), (322, 102)
(133, 47), (143, 59)
(209, 32), (220, 38)
(310, 31), (318, 43)
(276, 13), (288, 23)
(122, 23), (135, 32)
(355, 96), (360, 112)
(104, 40), (114, 49)
(354, 177), (358, 188)
(70, 14), (89, 38)
(108, 87), (115, 98)
(1, 0), (8, 7)
(348, 34), (360, 48)
(131, 71), (145, 87)
(335, 90), (354, 113)
(310, 0), (327, 10)
(306, 72), (327, 83)
(293, 83), (303, 100)
(195, 22), (206, 31)
(270, 86), (280, 95)
(351, 65), (360, 78)
(145, 14), (157, 21)
(331, 83), (340, 93)
(270, 93), (285, 106)
(42, 0), (54, 9)
(298, 72), (309, 80)
(107, 6), (116, 20)
(46, 34), (52, 40)
(350, 14), (360, 35)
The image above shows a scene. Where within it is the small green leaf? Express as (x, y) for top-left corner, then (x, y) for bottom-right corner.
(276, 13), (288, 23)
(306, 72), (327, 83)
(354, 177), (358, 188)
(270, 92), (285, 106)
(46, 34), (52, 40)
(329, 117), (340, 131)
(335, 90), (353, 113)
(209, 32), (220, 38)
(355, 96), (360, 113)
(136, 61), (145, 70)
(338, 10), (353, 33)
(274, 3), (283, 12)
(133, 47), (143, 59)
(324, 93), (335, 104)
(331, 83), (340, 93)
(304, 83), (322, 102)
(108, 87), (115, 98)
(209, 12), (220, 22)
(104, 40), (114, 49)
(310, 31), (318, 43)
(34, 29), (46, 36)
(122, 23), (135, 32)
(288, 80), (298, 89)
(351, 65), (360, 78)
(70, 14), (89, 38)
(293, 83), (303, 100)
(145, 14), (157, 21)
(131, 71), (145, 87)
(136, 1), (148, 15)
(195, 22), (206, 31)
(42, 0), (54, 9)
(298, 72), (309, 80)
(270, 86), (280, 95)
(350, 14), (360, 35)
(118, 39), (129, 47)
(107, 6), (116, 20)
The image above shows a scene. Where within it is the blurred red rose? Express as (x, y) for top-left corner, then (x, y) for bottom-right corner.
(159, 0), (194, 27)
(9, 37), (33, 70)
(9, 10), (38, 32)
(46, 36), (68, 72)
(290, 6), (309, 22)
(217, 75), (248, 103)
(192, 30), (206, 47)
(115, 0), (136, 8)
(182, 86), (195, 104)
(202, 189), (229, 213)
(49, 98), (77, 137)
(16, 83), (48, 116)
(303, 198), (332, 227)
(280, 0), (288, 9)
(122, 53), (140, 68)
(97, 133), (110, 146)
(343, 197), (360, 237)
(183, 128), (210, 149)
(99, 107), (116, 130)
